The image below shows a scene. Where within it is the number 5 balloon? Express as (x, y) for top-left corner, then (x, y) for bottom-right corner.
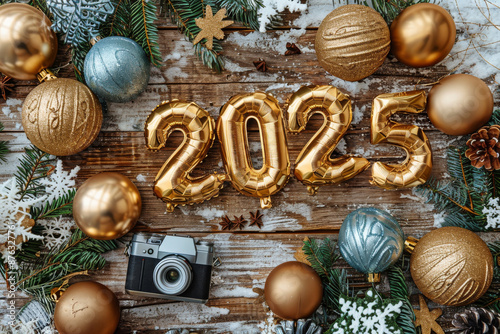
(217, 92), (291, 208)
(145, 100), (227, 212)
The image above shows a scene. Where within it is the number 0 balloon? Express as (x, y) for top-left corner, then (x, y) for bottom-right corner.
(217, 92), (291, 208)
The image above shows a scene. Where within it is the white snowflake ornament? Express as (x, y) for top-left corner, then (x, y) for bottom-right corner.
(483, 197), (500, 230)
(39, 160), (80, 203)
(38, 216), (74, 249)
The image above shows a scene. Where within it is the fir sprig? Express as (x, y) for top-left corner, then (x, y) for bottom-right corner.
(14, 146), (55, 200)
(130, 0), (162, 67)
(30, 189), (76, 221)
(387, 265), (417, 334)
(0, 121), (8, 163)
(354, 0), (431, 23)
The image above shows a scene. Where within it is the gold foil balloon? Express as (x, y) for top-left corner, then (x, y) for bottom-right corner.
(408, 227), (493, 306)
(315, 5), (390, 82)
(287, 85), (369, 195)
(54, 281), (120, 334)
(21, 76), (103, 156)
(0, 3), (57, 80)
(145, 100), (226, 212)
(427, 74), (494, 136)
(217, 92), (290, 209)
(265, 262), (323, 320)
(391, 3), (456, 68)
(73, 172), (142, 240)
(370, 90), (432, 189)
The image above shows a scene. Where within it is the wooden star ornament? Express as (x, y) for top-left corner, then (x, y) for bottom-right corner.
(193, 5), (233, 50)
(414, 295), (445, 334)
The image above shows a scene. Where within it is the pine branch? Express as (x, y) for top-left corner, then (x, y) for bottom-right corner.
(353, 0), (431, 23)
(131, 0), (162, 67)
(0, 122), (8, 163)
(102, 0), (132, 37)
(387, 265), (417, 334)
(217, 0), (263, 31)
(14, 146), (55, 200)
(30, 189), (76, 221)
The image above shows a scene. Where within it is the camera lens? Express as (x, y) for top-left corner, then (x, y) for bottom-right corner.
(153, 256), (193, 295)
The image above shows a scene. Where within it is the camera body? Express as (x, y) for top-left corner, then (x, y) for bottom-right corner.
(125, 233), (214, 303)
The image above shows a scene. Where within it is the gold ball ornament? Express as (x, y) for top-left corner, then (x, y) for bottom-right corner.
(0, 3), (58, 80)
(73, 172), (142, 240)
(21, 77), (103, 156)
(54, 281), (120, 334)
(427, 74), (493, 136)
(409, 227), (493, 306)
(315, 5), (390, 82)
(391, 3), (456, 67)
(264, 261), (323, 320)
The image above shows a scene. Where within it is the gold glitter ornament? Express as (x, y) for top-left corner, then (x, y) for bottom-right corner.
(408, 227), (493, 306)
(315, 5), (390, 82)
(21, 72), (103, 156)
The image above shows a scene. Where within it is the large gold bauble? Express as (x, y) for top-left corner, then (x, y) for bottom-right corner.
(264, 261), (323, 320)
(73, 172), (142, 240)
(21, 78), (103, 156)
(315, 5), (390, 82)
(427, 74), (493, 136)
(410, 227), (493, 306)
(0, 3), (57, 80)
(391, 3), (456, 68)
(54, 281), (120, 334)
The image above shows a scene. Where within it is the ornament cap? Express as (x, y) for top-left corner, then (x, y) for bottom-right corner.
(50, 287), (66, 303)
(90, 35), (102, 46)
(367, 273), (381, 283)
(37, 69), (57, 83)
(404, 236), (419, 254)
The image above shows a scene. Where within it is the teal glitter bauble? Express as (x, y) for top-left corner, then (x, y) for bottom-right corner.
(84, 36), (150, 103)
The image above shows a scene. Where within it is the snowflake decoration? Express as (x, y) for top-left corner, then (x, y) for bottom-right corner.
(483, 197), (500, 230)
(327, 289), (403, 334)
(38, 216), (74, 249)
(47, 0), (115, 46)
(39, 160), (80, 203)
(0, 178), (45, 262)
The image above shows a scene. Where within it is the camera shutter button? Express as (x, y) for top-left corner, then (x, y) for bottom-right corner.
(147, 248), (154, 255)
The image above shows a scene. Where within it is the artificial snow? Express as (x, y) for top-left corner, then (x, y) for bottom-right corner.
(258, 0), (307, 32)
(136, 174), (147, 182)
(483, 197), (500, 229)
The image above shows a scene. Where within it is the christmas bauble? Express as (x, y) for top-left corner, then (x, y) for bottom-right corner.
(427, 74), (493, 136)
(21, 78), (102, 156)
(410, 227), (493, 306)
(0, 3), (58, 80)
(84, 36), (150, 103)
(338, 207), (404, 282)
(265, 261), (323, 320)
(315, 5), (390, 82)
(54, 281), (120, 334)
(73, 172), (142, 240)
(391, 3), (456, 68)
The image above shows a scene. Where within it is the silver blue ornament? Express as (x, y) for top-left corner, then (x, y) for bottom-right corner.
(338, 207), (404, 281)
(84, 36), (151, 103)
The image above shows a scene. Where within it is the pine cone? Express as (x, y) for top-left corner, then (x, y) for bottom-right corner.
(465, 125), (500, 171)
(451, 307), (500, 334)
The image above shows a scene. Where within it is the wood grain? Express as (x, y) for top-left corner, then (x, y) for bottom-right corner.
(0, 11), (499, 334)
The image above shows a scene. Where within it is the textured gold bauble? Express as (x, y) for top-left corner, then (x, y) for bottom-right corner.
(391, 3), (456, 68)
(427, 74), (493, 136)
(21, 78), (103, 156)
(410, 227), (493, 306)
(0, 3), (57, 80)
(73, 172), (142, 240)
(54, 281), (120, 334)
(315, 5), (390, 82)
(264, 261), (323, 320)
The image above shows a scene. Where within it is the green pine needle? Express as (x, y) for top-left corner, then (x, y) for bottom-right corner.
(387, 265), (417, 334)
(14, 146), (55, 200)
(30, 189), (76, 221)
(0, 122), (8, 163)
(130, 0), (162, 67)
(353, 0), (432, 23)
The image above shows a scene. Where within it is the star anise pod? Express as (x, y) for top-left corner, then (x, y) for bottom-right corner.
(232, 215), (247, 230)
(465, 125), (500, 171)
(219, 215), (233, 230)
(253, 58), (267, 72)
(249, 210), (264, 228)
(285, 42), (301, 56)
(0, 74), (14, 100)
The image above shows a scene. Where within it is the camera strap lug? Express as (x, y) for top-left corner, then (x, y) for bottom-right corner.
(212, 256), (222, 267)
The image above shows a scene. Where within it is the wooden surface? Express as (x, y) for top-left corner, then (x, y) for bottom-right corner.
(1, 8), (499, 334)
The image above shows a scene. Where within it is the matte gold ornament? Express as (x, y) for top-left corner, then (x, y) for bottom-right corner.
(21, 75), (103, 156)
(370, 90), (432, 189)
(54, 281), (120, 334)
(217, 92), (290, 209)
(287, 85), (369, 195)
(145, 100), (226, 212)
(192, 5), (233, 50)
(73, 172), (142, 240)
(391, 3), (456, 68)
(408, 227), (493, 306)
(315, 5), (390, 82)
(414, 295), (444, 334)
(427, 74), (494, 136)
(0, 3), (58, 80)
(264, 261), (323, 320)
